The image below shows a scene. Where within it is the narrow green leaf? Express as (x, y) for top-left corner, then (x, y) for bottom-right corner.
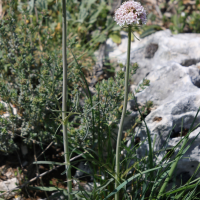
(165, 178), (200, 196)
(121, 156), (148, 178)
(33, 161), (66, 165)
(104, 162), (174, 200)
(186, 180), (200, 200)
(61, 165), (70, 175)
(28, 186), (65, 192)
(96, 178), (114, 192)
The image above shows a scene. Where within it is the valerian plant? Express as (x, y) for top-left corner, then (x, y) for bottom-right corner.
(113, 1), (147, 200)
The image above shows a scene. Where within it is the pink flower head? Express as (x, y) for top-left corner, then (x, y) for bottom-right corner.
(114, 0), (147, 26)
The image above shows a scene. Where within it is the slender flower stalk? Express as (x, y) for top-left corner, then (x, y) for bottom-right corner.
(114, 1), (146, 200)
(62, 0), (72, 199)
(115, 25), (132, 200)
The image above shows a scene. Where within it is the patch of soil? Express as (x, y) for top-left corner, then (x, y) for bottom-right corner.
(0, 145), (78, 200)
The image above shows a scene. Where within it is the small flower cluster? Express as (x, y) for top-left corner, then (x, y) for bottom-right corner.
(114, 0), (147, 26)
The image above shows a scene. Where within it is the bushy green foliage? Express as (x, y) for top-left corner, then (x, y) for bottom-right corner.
(165, 1), (200, 34)
(68, 63), (138, 149)
(0, 5), (62, 153)
(0, 0), (78, 153)
(141, 1), (200, 37)
(0, 0), (132, 153)
(188, 10), (200, 33)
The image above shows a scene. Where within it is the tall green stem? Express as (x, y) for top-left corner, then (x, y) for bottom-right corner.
(115, 25), (132, 200)
(62, 0), (72, 199)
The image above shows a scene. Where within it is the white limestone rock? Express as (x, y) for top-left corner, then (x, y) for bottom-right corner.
(105, 31), (137, 63)
(109, 30), (200, 178)
(0, 178), (19, 198)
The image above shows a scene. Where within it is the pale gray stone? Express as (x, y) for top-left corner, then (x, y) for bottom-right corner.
(0, 178), (18, 198)
(107, 29), (200, 178)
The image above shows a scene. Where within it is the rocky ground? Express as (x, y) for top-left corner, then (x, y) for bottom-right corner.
(1, 0), (200, 199)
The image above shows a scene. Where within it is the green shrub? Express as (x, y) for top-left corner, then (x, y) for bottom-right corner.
(0, 0), (133, 153)
(0, 6), (62, 152)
